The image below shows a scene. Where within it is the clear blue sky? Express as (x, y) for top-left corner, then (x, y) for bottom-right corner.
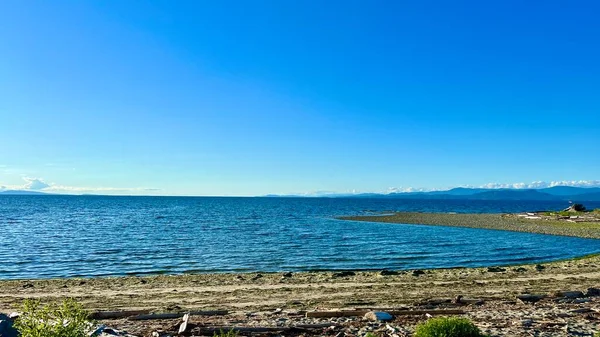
(1, 0), (599, 196)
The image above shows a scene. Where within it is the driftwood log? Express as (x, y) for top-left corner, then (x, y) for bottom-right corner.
(129, 310), (228, 321)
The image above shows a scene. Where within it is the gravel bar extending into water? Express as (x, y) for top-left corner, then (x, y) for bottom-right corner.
(339, 212), (600, 239)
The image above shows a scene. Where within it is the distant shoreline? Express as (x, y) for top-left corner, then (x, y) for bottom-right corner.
(339, 212), (600, 239)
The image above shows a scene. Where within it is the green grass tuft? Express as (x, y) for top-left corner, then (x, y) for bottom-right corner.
(414, 317), (486, 337)
(14, 299), (92, 337)
(213, 329), (240, 337)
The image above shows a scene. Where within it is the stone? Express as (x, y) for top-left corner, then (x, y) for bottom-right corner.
(412, 270), (425, 277)
(585, 287), (600, 297)
(521, 319), (534, 327)
(514, 267), (528, 272)
(535, 264), (545, 271)
(379, 270), (399, 276)
(517, 294), (546, 303)
(332, 271), (355, 278)
(281, 272), (293, 278)
(487, 266), (506, 272)
(364, 311), (394, 322)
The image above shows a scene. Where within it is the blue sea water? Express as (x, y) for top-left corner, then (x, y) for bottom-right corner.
(1, 195), (599, 280)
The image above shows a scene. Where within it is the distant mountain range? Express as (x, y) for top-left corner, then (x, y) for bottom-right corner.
(3, 186), (600, 201)
(267, 186), (600, 201)
(0, 190), (50, 195)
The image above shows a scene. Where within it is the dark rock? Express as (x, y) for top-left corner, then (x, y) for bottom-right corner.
(364, 311), (394, 322)
(535, 264), (546, 271)
(518, 294), (546, 303)
(0, 314), (18, 337)
(487, 266), (506, 272)
(332, 271), (355, 278)
(586, 287), (600, 297)
(412, 270), (425, 277)
(514, 267), (528, 272)
(521, 319), (534, 327)
(22, 283), (34, 289)
(574, 298), (590, 304)
(379, 270), (399, 276)
(281, 272), (293, 278)
(251, 274), (263, 280)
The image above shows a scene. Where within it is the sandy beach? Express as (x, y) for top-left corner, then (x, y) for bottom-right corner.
(340, 212), (600, 239)
(2, 254), (600, 336)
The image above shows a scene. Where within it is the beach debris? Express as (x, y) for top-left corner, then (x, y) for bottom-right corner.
(251, 273), (263, 280)
(0, 313), (18, 337)
(89, 324), (107, 336)
(513, 267), (528, 272)
(332, 271), (355, 278)
(177, 313), (189, 335)
(379, 270), (399, 276)
(22, 283), (34, 289)
(535, 264), (546, 271)
(518, 294), (546, 303)
(364, 311), (394, 322)
(281, 272), (293, 278)
(487, 266), (506, 272)
(453, 295), (484, 305)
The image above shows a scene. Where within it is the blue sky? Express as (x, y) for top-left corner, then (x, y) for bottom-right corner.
(1, 0), (599, 196)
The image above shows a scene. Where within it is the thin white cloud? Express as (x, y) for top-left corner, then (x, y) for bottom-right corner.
(0, 177), (160, 195)
(478, 180), (600, 189)
(387, 187), (433, 193)
(385, 180), (600, 194)
(45, 185), (160, 193)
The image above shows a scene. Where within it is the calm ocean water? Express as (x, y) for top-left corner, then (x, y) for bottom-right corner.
(1, 196), (600, 280)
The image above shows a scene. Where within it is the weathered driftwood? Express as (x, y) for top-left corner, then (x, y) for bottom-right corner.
(90, 310), (150, 320)
(305, 309), (465, 318)
(128, 310), (228, 321)
(178, 313), (189, 335)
